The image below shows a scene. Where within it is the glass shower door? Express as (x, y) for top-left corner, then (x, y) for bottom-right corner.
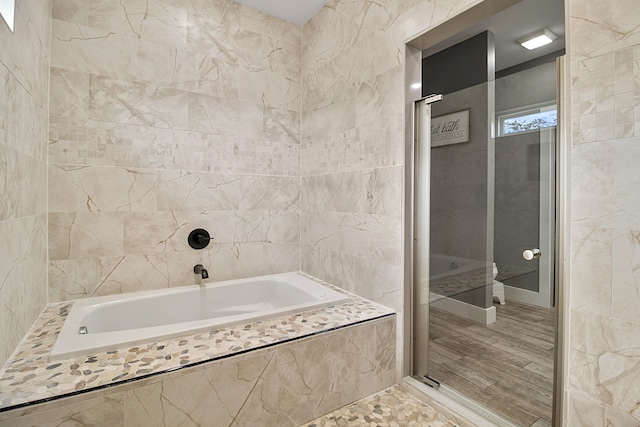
(412, 63), (559, 426)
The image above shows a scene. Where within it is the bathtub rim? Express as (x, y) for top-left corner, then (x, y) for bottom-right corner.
(0, 272), (395, 413)
(50, 272), (350, 362)
(1, 313), (395, 414)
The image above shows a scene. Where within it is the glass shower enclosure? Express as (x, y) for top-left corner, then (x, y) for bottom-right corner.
(412, 60), (558, 426)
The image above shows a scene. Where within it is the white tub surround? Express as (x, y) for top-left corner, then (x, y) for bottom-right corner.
(0, 273), (393, 413)
(0, 315), (396, 427)
(50, 273), (348, 361)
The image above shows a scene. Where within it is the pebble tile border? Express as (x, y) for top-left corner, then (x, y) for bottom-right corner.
(301, 385), (459, 427)
(0, 273), (393, 411)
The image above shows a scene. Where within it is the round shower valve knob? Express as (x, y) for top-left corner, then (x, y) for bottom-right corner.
(522, 248), (541, 261)
(188, 229), (212, 249)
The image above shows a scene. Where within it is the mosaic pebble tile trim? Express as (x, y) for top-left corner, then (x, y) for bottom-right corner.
(0, 273), (394, 411)
(300, 385), (459, 427)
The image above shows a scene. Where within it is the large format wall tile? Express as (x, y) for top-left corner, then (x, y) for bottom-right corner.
(49, 212), (124, 260)
(0, 393), (125, 427)
(124, 352), (278, 427)
(277, 318), (395, 426)
(156, 170), (240, 211)
(568, 2), (640, 424)
(302, 211), (401, 265)
(0, 0), (51, 367)
(49, 0), (302, 302)
(48, 254), (188, 300)
(88, 0), (188, 49)
(568, 227), (612, 317)
(2, 145), (47, 220)
(570, 0), (640, 61)
(298, 0), (439, 378)
(171, 49), (240, 99)
(239, 176), (300, 211)
(45, 212), (302, 299)
(611, 229), (640, 324)
(32, 1), (640, 426)
(49, 165), (157, 213)
(0, 215), (47, 363)
(51, 20), (178, 85)
(571, 138), (640, 230)
(49, 67), (89, 118)
(569, 310), (640, 421)
(89, 76), (189, 130)
(0, 317), (395, 427)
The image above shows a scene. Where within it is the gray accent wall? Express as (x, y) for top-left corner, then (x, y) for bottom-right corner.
(430, 83), (494, 309)
(426, 31), (496, 310)
(494, 61), (557, 292)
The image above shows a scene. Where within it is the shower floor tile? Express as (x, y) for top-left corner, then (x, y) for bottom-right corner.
(299, 385), (458, 427)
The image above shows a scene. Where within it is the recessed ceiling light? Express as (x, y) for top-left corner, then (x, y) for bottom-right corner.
(517, 28), (557, 50)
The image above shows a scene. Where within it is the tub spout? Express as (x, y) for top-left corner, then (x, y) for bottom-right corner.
(194, 264), (209, 279)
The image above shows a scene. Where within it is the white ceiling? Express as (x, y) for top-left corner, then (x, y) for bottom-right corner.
(233, 0), (329, 25)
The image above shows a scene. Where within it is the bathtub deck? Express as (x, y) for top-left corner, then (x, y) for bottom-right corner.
(0, 274), (393, 411)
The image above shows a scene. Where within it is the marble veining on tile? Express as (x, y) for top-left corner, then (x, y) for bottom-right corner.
(0, 274), (393, 411)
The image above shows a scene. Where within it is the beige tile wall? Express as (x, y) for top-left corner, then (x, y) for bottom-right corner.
(0, 0), (51, 366)
(302, 0), (640, 424)
(299, 0), (479, 375)
(4, 1), (639, 424)
(0, 317), (396, 427)
(47, 0), (302, 301)
(568, 0), (640, 424)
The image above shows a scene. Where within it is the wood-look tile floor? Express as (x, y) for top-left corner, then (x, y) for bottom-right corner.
(427, 300), (556, 427)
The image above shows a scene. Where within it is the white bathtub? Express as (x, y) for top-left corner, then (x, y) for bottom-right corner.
(50, 272), (349, 361)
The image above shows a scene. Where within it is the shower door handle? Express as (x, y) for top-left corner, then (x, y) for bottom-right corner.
(522, 248), (541, 261)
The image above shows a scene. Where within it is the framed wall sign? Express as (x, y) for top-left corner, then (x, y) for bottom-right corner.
(431, 109), (470, 147)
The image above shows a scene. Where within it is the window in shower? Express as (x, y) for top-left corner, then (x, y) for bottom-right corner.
(497, 102), (557, 136)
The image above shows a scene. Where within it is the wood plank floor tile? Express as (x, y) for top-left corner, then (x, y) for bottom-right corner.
(426, 300), (556, 427)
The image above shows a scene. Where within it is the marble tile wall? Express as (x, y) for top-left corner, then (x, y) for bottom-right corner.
(6, 1), (639, 424)
(0, 1), (51, 366)
(568, 0), (640, 424)
(302, 0), (640, 425)
(299, 0), (478, 374)
(0, 317), (396, 427)
(48, 0), (302, 301)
